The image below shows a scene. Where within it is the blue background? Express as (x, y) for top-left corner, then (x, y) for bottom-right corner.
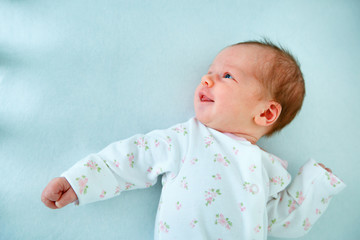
(0, 0), (359, 239)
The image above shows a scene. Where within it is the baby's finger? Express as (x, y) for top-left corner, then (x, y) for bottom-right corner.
(55, 187), (77, 208)
(41, 196), (58, 209)
(318, 163), (325, 169)
(325, 167), (332, 173)
(318, 163), (332, 173)
(42, 188), (61, 203)
(41, 187), (61, 209)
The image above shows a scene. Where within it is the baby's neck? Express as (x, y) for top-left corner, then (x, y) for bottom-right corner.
(226, 132), (259, 144)
(235, 134), (258, 144)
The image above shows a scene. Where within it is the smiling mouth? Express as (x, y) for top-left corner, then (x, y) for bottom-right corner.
(200, 94), (214, 102)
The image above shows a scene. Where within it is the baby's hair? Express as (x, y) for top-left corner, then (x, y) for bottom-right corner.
(232, 39), (305, 136)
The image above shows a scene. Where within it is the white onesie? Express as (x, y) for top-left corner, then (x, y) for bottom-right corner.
(62, 118), (345, 239)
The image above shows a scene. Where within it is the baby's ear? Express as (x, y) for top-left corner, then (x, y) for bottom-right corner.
(254, 101), (282, 127)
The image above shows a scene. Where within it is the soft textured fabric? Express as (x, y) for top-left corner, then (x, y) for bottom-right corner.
(62, 118), (345, 239)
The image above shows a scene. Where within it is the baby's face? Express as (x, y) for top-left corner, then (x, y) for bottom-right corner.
(194, 44), (268, 134)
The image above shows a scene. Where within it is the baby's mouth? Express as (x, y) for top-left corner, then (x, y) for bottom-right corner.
(200, 94), (214, 102)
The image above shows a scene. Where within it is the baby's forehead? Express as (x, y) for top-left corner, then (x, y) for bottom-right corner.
(224, 44), (274, 60)
(213, 44), (273, 74)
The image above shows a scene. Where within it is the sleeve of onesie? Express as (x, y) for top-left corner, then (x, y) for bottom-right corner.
(265, 157), (346, 238)
(61, 122), (190, 206)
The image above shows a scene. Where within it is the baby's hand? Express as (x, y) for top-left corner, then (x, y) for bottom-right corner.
(41, 177), (78, 209)
(318, 163), (332, 173)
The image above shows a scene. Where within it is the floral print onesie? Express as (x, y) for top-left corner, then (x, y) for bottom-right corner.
(62, 118), (345, 239)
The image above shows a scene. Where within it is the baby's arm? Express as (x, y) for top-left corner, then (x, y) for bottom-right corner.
(41, 121), (189, 208)
(41, 177), (78, 209)
(266, 159), (345, 238)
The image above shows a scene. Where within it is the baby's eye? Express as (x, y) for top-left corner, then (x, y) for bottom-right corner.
(224, 73), (233, 79)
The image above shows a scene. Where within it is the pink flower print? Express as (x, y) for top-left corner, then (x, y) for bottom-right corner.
(154, 139), (160, 147)
(147, 167), (153, 173)
(239, 202), (246, 212)
(268, 219), (276, 232)
(172, 125), (188, 136)
(316, 208), (322, 215)
(270, 176), (285, 187)
(190, 158), (199, 165)
(99, 190), (106, 198)
(176, 201), (182, 210)
(269, 154), (288, 168)
(84, 160), (101, 173)
(254, 224), (262, 233)
(249, 164), (256, 172)
(250, 184), (259, 194)
(303, 218), (311, 231)
(214, 153), (230, 166)
(326, 172), (340, 187)
(288, 200), (296, 213)
(296, 191), (305, 205)
(321, 196), (331, 204)
(205, 189), (221, 206)
(134, 137), (149, 150)
(215, 214), (232, 230)
(243, 182), (250, 192)
(166, 136), (172, 151)
(115, 185), (121, 195)
(125, 182), (135, 190)
(84, 160), (96, 170)
(243, 182), (259, 195)
(159, 221), (170, 233)
(190, 219), (198, 228)
(127, 153), (135, 168)
(298, 166), (304, 175)
(180, 177), (188, 190)
(233, 146), (239, 155)
(146, 182), (152, 188)
(113, 159), (120, 168)
(283, 221), (290, 228)
(212, 173), (222, 180)
(269, 154), (276, 164)
(76, 176), (88, 195)
(204, 135), (214, 148)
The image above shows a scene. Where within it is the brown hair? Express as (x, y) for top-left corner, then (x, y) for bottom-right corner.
(233, 39), (305, 136)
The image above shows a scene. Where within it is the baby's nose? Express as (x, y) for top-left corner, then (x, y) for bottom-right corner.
(201, 75), (214, 88)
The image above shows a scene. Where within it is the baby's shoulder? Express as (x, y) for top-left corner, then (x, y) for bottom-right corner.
(259, 149), (288, 170)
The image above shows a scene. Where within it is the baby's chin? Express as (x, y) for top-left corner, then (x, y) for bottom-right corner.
(194, 108), (229, 132)
(195, 114), (240, 134)
(195, 115), (222, 132)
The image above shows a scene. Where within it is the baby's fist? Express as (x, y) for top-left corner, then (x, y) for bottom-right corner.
(318, 163), (332, 173)
(41, 177), (78, 209)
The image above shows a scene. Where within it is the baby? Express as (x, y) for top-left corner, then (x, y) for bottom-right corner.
(41, 40), (345, 239)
